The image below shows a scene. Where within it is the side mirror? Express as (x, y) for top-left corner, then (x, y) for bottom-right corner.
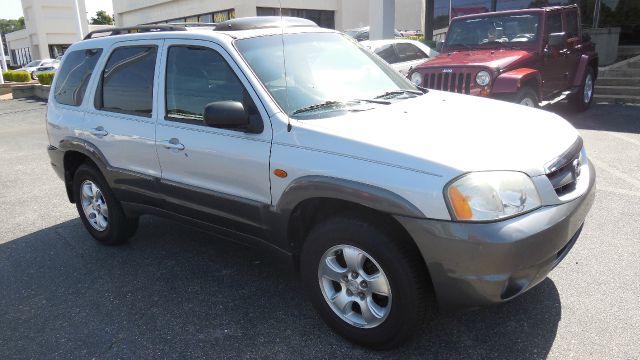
(548, 32), (567, 48)
(436, 41), (444, 52)
(203, 101), (261, 133)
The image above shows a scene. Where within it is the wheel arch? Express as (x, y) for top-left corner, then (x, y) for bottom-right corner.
(59, 137), (110, 203)
(492, 68), (542, 99)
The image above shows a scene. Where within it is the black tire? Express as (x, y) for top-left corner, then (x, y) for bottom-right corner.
(568, 67), (595, 112)
(72, 163), (137, 245)
(514, 86), (539, 107)
(300, 215), (435, 349)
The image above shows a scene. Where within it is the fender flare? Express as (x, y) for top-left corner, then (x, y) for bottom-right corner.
(572, 54), (598, 87)
(275, 175), (425, 218)
(492, 68), (542, 99)
(56, 137), (113, 201)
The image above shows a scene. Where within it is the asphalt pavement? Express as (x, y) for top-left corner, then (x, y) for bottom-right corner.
(0, 98), (638, 359)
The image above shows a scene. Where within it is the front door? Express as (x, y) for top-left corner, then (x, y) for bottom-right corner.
(540, 11), (567, 99)
(155, 40), (273, 238)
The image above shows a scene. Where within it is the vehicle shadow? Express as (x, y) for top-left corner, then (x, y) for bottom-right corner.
(0, 216), (560, 359)
(549, 102), (640, 134)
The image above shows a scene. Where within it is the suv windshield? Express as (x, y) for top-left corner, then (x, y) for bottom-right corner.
(236, 32), (419, 119)
(445, 14), (540, 50)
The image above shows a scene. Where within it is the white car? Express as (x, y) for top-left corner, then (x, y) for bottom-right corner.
(18, 59), (55, 79)
(32, 59), (61, 79)
(361, 39), (438, 76)
(46, 18), (595, 349)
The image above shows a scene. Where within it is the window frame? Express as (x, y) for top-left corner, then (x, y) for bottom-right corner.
(564, 9), (579, 40)
(93, 42), (161, 119)
(158, 39), (266, 134)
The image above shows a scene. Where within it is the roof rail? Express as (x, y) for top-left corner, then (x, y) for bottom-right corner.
(213, 16), (318, 31)
(83, 24), (187, 40)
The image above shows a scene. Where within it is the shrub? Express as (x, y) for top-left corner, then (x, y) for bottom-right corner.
(9, 70), (31, 82)
(2, 71), (12, 81)
(37, 72), (55, 85)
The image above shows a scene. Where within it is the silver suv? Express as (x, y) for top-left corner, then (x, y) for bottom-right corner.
(46, 17), (595, 349)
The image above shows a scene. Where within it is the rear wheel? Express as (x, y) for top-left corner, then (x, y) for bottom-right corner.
(568, 67), (594, 112)
(300, 215), (435, 349)
(73, 163), (138, 245)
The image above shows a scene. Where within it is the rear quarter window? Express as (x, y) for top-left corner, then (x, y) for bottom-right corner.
(53, 49), (102, 106)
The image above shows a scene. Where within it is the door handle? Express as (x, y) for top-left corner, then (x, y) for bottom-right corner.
(160, 138), (185, 151)
(89, 126), (108, 138)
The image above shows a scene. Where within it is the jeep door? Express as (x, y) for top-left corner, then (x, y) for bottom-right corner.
(155, 40), (272, 238)
(563, 8), (583, 87)
(83, 39), (164, 205)
(540, 11), (568, 98)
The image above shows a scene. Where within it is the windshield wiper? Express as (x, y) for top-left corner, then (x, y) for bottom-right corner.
(447, 43), (473, 51)
(292, 99), (389, 115)
(374, 89), (423, 99)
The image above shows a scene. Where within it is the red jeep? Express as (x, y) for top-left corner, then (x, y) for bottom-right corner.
(408, 5), (598, 111)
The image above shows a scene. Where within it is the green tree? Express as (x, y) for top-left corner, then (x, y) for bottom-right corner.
(0, 18), (25, 34)
(90, 10), (114, 25)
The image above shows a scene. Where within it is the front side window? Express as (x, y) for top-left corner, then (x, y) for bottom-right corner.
(53, 48), (102, 106)
(236, 33), (417, 119)
(565, 10), (579, 38)
(395, 43), (428, 62)
(165, 46), (251, 123)
(96, 46), (157, 117)
(546, 12), (563, 35)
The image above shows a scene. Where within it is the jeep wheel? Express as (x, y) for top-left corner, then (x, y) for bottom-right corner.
(300, 215), (435, 349)
(569, 67), (594, 112)
(73, 163), (138, 245)
(515, 86), (539, 107)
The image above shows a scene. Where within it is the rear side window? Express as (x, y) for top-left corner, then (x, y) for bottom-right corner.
(53, 49), (102, 106)
(395, 43), (428, 62)
(96, 46), (157, 117)
(565, 10), (579, 39)
(165, 46), (255, 124)
(375, 44), (400, 64)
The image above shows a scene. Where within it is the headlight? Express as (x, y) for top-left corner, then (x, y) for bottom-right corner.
(446, 171), (541, 221)
(475, 70), (491, 86)
(410, 72), (423, 86)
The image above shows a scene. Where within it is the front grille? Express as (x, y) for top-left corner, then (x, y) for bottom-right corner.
(422, 70), (472, 94)
(545, 138), (583, 197)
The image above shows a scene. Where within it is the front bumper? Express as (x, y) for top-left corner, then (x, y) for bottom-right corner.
(395, 162), (596, 311)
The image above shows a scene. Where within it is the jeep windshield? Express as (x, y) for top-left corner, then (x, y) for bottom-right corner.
(445, 14), (540, 51)
(235, 32), (420, 119)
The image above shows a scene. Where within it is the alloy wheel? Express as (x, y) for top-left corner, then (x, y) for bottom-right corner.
(80, 180), (109, 231)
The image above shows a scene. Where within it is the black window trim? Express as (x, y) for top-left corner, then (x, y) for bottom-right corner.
(94, 44), (159, 119)
(162, 44), (263, 131)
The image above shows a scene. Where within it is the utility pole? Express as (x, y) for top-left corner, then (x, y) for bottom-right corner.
(0, 32), (7, 84)
(72, 0), (84, 40)
(592, 0), (602, 28)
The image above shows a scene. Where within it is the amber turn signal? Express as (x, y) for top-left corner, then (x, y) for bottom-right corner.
(448, 186), (472, 220)
(273, 169), (288, 178)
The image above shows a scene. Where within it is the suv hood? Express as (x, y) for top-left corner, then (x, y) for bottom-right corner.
(417, 49), (534, 71)
(292, 91), (579, 179)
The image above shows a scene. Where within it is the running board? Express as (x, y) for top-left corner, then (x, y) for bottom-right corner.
(539, 87), (580, 107)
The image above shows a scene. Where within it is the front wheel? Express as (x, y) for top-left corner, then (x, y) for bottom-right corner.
(568, 67), (594, 112)
(300, 215), (435, 349)
(514, 86), (539, 107)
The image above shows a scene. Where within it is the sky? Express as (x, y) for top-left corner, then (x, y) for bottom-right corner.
(1, 0), (114, 20)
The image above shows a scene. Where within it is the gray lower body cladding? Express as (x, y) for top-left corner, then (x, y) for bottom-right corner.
(396, 162), (596, 311)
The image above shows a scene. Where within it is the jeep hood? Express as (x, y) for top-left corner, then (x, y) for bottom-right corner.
(417, 49), (534, 71)
(292, 91), (579, 179)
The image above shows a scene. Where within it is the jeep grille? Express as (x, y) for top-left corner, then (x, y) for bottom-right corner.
(421, 70), (472, 94)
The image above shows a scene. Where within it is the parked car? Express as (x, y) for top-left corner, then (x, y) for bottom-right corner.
(46, 17), (595, 349)
(361, 39), (438, 75)
(408, 5), (597, 111)
(18, 59), (55, 80)
(345, 26), (403, 41)
(32, 59), (61, 79)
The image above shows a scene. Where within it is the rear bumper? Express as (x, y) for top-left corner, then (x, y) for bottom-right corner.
(396, 162), (596, 311)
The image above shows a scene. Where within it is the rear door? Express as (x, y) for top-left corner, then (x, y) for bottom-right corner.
(155, 39), (273, 238)
(83, 39), (164, 204)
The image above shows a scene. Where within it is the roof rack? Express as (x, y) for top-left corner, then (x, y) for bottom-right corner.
(83, 24), (187, 40)
(213, 16), (318, 31)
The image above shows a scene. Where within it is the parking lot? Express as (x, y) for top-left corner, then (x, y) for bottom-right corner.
(0, 97), (638, 359)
